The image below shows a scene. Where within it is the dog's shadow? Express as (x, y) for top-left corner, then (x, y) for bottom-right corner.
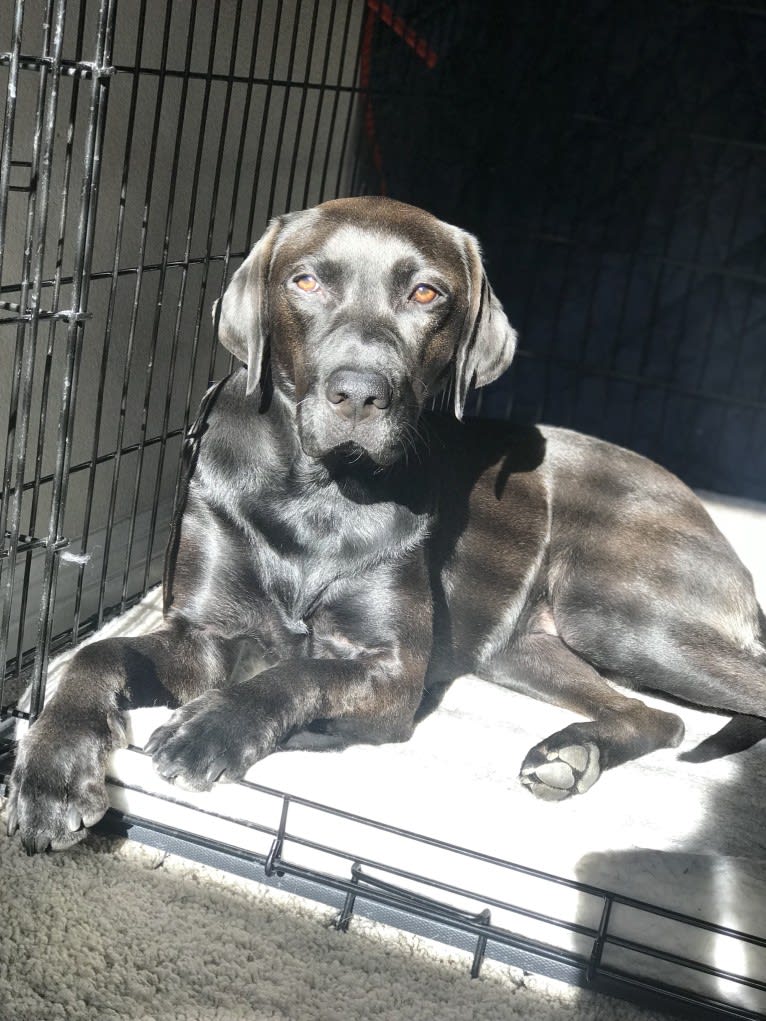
(417, 416), (548, 722)
(574, 842), (766, 1015)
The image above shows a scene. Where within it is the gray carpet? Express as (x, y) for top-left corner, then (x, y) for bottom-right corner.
(0, 823), (667, 1021)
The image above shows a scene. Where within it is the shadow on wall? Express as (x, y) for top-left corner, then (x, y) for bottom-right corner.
(359, 0), (766, 500)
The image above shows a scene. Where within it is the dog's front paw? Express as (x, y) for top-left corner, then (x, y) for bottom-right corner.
(519, 731), (601, 801)
(7, 717), (113, 853)
(145, 690), (276, 791)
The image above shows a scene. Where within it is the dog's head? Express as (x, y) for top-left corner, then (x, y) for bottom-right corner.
(216, 197), (516, 466)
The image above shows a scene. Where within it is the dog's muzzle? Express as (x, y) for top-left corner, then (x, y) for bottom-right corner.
(296, 362), (414, 466)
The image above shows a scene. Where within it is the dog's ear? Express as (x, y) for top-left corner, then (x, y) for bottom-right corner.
(215, 216), (283, 396)
(453, 232), (517, 419)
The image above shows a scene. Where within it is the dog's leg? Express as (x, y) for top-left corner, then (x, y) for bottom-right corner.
(7, 619), (231, 852)
(145, 653), (425, 790)
(145, 556), (432, 790)
(483, 633), (685, 800)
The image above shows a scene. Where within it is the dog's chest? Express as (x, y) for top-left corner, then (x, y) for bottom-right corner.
(237, 477), (426, 640)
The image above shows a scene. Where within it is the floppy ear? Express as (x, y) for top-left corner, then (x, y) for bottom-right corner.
(215, 216), (283, 396)
(453, 232), (517, 419)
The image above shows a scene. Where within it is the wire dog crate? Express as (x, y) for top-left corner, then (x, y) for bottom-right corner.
(1, 2), (765, 1019)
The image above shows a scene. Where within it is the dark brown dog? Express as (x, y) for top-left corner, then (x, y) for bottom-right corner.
(8, 197), (766, 852)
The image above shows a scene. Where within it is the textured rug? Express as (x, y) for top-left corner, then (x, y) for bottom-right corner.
(2, 490), (765, 1018)
(0, 823), (667, 1021)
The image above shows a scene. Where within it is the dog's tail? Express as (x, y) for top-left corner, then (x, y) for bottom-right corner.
(680, 714), (766, 762)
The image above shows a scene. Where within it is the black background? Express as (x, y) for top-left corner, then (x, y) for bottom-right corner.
(360, 0), (766, 499)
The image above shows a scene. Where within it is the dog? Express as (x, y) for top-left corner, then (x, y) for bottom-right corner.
(7, 196), (766, 853)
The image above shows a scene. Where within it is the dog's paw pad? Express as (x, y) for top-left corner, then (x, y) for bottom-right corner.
(533, 760), (576, 790)
(520, 741), (600, 800)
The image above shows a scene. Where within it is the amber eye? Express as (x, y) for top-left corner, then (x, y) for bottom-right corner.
(294, 274), (319, 292)
(411, 284), (440, 305)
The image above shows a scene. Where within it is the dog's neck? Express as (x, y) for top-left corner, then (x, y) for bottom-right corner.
(256, 383), (433, 515)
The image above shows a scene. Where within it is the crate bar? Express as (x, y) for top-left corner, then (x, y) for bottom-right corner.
(106, 773), (579, 925)
(134, 0), (210, 597)
(111, 746), (766, 954)
(171, 0), (266, 528)
(114, 0), (178, 612)
(333, 0), (370, 198)
(0, 0), (24, 287)
(0, 52), (115, 77)
(72, 0), (150, 636)
(257, 795), (592, 950)
(513, 347), (766, 413)
(603, 931), (766, 994)
(29, 0), (117, 719)
(234, 0), (288, 246)
(591, 967), (765, 1021)
(12, 0), (92, 684)
(0, 54), (399, 101)
(333, 864), (493, 977)
(0, 535), (50, 559)
(0, 0), (26, 701)
(9, 430), (184, 504)
(572, 20), (662, 431)
(93, 806), (764, 1021)
(142, 0), (257, 598)
(264, 0), (306, 221)
(316, 0), (356, 203)
(93, 0), (159, 630)
(120, 0), (210, 604)
(105, 807), (596, 976)
(300, 0), (339, 208)
(282, 0), (322, 212)
(0, 306), (95, 323)
(630, 82), (735, 461)
(0, 0), (67, 700)
(238, 773), (766, 953)
(243, 0), (291, 241)
(215, 0), (286, 384)
(0, 253), (229, 295)
(3, 587), (152, 684)
(177, 0), (264, 466)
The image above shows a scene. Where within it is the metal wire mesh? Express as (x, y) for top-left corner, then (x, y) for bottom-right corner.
(94, 749), (766, 1021)
(0, 0), (365, 712)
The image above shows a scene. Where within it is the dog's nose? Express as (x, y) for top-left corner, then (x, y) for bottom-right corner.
(324, 369), (392, 421)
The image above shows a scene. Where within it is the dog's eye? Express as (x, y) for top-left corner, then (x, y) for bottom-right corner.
(411, 284), (440, 305)
(294, 274), (320, 293)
